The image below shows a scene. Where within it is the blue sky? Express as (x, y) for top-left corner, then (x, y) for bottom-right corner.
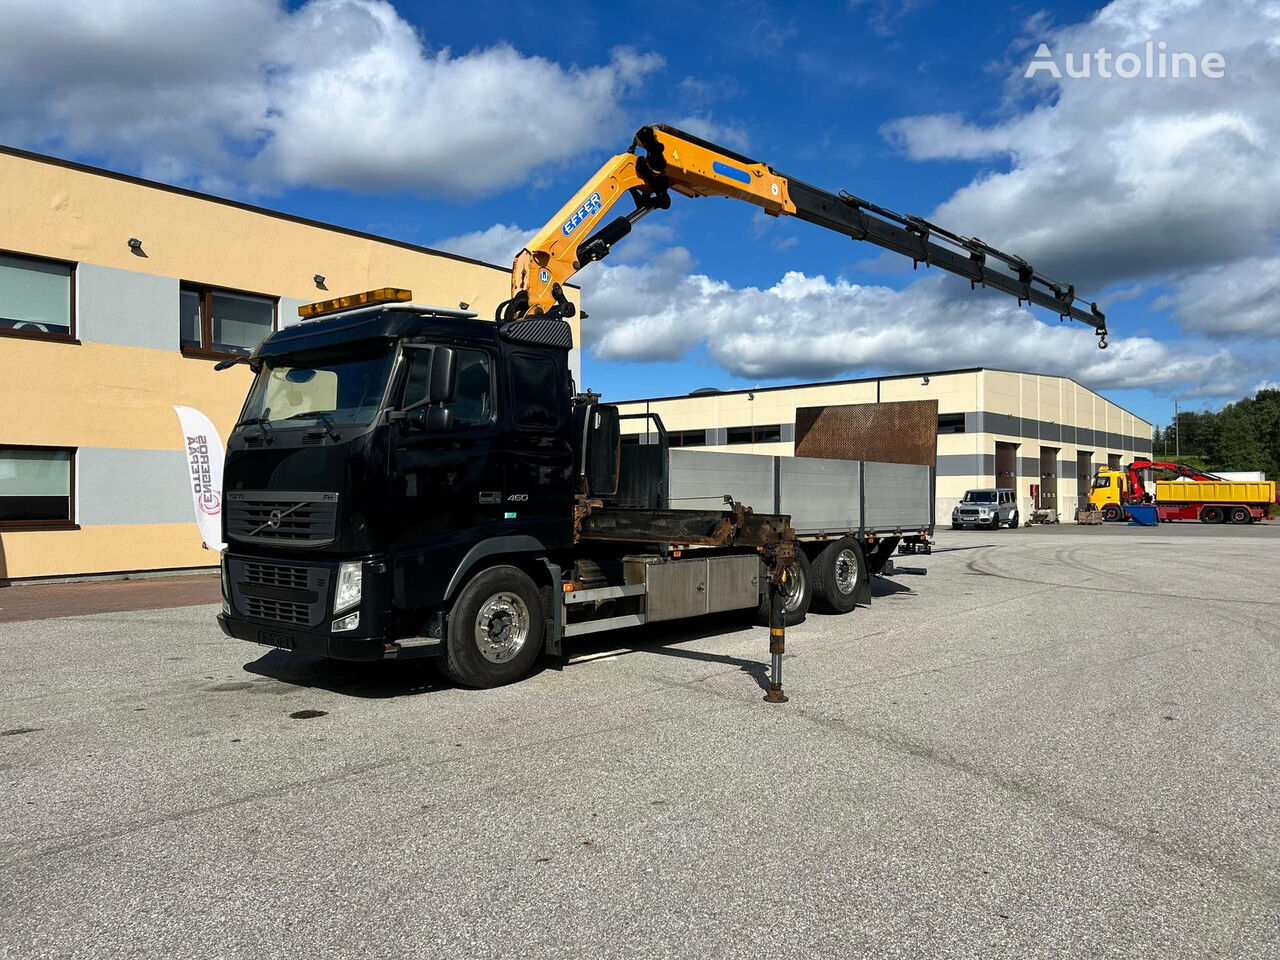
(2, 0), (1277, 428)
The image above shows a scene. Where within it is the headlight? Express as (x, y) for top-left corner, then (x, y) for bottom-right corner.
(334, 561), (363, 615)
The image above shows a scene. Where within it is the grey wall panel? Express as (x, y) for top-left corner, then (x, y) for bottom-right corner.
(779, 457), (860, 535)
(668, 450), (775, 512)
(863, 462), (932, 530)
(277, 297), (311, 329)
(936, 454), (990, 478)
(77, 264), (180, 351)
(78, 448), (194, 526)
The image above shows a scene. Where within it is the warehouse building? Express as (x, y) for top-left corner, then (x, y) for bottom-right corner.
(0, 145), (579, 581)
(614, 369), (1154, 522)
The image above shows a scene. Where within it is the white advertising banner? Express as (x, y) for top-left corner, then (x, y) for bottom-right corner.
(173, 405), (227, 552)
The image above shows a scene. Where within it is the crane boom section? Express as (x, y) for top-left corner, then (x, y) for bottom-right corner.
(507, 124), (1107, 347)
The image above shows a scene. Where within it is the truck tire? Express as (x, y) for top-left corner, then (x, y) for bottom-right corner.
(1200, 505), (1224, 524)
(811, 538), (865, 614)
(756, 549), (811, 626)
(1102, 504), (1124, 522)
(1229, 506), (1252, 524)
(441, 565), (545, 689)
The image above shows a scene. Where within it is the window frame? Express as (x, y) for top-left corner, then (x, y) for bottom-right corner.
(399, 343), (498, 430)
(725, 424), (783, 445)
(507, 352), (563, 431)
(0, 444), (78, 530)
(0, 248), (78, 345)
(180, 282), (278, 361)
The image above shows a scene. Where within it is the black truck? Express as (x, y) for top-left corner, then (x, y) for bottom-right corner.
(216, 123), (1108, 693)
(215, 295), (934, 690)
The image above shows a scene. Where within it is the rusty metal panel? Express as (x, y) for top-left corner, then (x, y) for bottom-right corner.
(794, 400), (938, 467)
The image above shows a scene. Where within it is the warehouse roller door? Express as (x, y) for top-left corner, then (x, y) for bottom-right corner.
(1039, 447), (1059, 514)
(995, 442), (1018, 488)
(1077, 451), (1094, 513)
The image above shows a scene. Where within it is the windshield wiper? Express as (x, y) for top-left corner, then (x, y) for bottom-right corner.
(280, 410), (342, 441)
(236, 415), (275, 443)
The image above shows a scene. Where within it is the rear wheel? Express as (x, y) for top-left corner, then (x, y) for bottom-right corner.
(1200, 505), (1224, 524)
(442, 565), (545, 689)
(756, 549), (811, 626)
(1102, 504), (1124, 522)
(1229, 506), (1252, 524)
(1009, 511), (1019, 529)
(811, 538), (865, 614)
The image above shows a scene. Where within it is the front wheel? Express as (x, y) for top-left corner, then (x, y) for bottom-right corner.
(811, 538), (865, 614)
(990, 513), (1001, 530)
(442, 565), (545, 688)
(1102, 504), (1124, 522)
(756, 549), (812, 626)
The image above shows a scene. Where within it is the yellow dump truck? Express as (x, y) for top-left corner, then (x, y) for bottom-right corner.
(1089, 459), (1276, 523)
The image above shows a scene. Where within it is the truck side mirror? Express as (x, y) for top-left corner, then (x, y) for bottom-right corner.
(428, 347), (458, 404)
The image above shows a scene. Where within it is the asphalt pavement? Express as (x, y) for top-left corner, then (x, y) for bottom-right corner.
(1, 525), (1277, 959)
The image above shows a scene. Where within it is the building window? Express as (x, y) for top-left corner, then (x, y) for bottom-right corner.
(668, 429), (707, 447)
(726, 424), (782, 444)
(938, 413), (966, 434)
(181, 284), (276, 358)
(0, 251), (75, 342)
(0, 446), (75, 527)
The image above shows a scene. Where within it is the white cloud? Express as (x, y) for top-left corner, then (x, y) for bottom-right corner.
(881, 0), (1280, 294)
(580, 253), (1258, 396)
(438, 208), (1273, 399)
(433, 223), (531, 267)
(0, 0), (661, 194)
(1162, 256), (1280, 339)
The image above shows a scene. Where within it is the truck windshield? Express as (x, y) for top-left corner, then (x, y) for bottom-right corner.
(962, 491), (996, 503)
(240, 342), (395, 428)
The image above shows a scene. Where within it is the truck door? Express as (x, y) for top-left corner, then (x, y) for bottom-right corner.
(502, 351), (574, 547)
(390, 345), (504, 548)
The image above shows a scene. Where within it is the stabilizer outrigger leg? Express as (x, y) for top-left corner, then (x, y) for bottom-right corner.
(764, 540), (796, 704)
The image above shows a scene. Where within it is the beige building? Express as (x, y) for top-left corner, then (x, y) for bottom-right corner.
(614, 368), (1154, 522)
(0, 145), (578, 581)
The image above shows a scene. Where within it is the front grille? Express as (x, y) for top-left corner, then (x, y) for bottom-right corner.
(226, 492), (339, 546)
(243, 561), (308, 589)
(244, 596), (310, 626)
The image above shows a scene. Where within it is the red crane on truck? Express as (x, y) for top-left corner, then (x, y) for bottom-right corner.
(1089, 459), (1276, 523)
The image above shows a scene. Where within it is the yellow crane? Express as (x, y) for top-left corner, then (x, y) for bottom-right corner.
(499, 123), (1110, 350)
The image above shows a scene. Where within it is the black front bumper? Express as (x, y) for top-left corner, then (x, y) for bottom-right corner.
(217, 613), (389, 659)
(220, 552), (397, 661)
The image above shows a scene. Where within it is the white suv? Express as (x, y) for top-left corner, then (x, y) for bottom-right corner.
(952, 488), (1019, 529)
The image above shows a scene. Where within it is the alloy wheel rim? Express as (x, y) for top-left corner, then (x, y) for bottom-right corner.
(474, 592), (530, 664)
(833, 549), (859, 595)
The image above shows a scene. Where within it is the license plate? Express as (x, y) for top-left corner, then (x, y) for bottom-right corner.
(256, 629), (295, 650)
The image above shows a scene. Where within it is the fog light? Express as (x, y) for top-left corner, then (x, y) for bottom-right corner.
(334, 561), (363, 614)
(333, 612), (360, 632)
